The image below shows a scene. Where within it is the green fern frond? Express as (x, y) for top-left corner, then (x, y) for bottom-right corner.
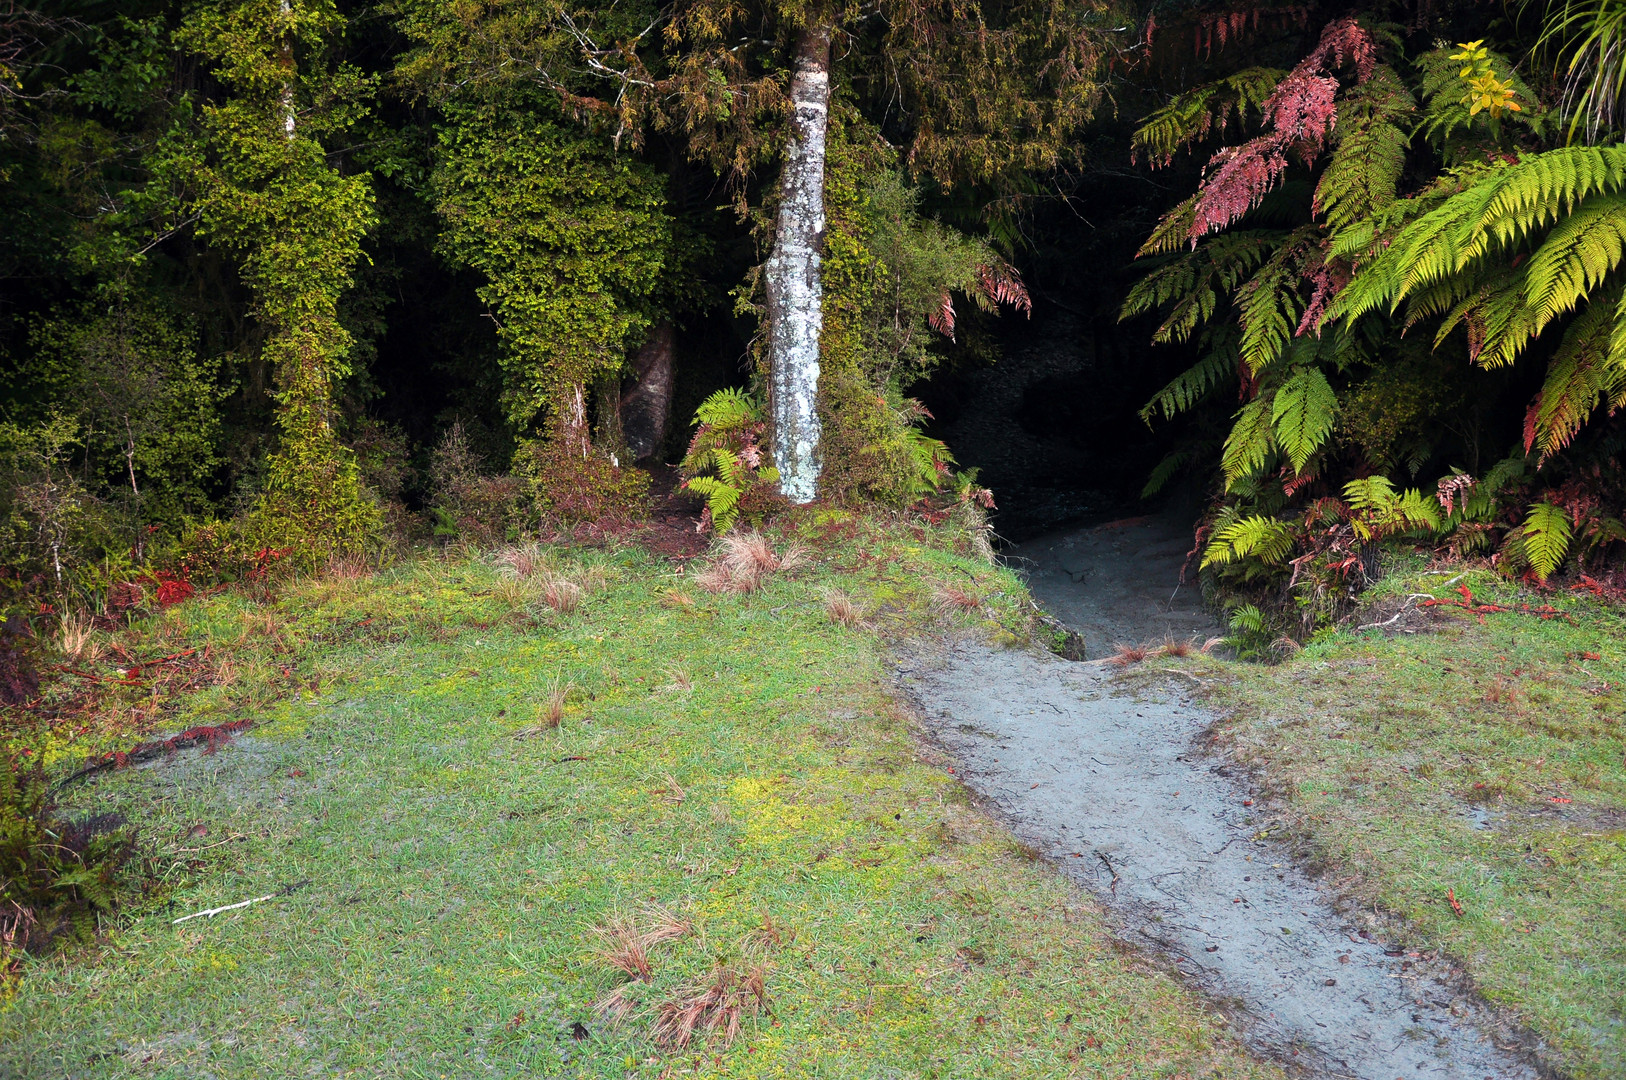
(1222, 396), (1276, 488)
(692, 386), (759, 430)
(1522, 501), (1573, 580)
(1315, 68), (1414, 232)
(1529, 294), (1626, 457)
(1141, 450), (1189, 498)
(1139, 195), (1200, 257)
(1201, 515), (1296, 569)
(1121, 233), (1281, 343)
(1343, 474), (1398, 512)
(1521, 193), (1626, 329)
(1236, 228), (1318, 375)
(1131, 68), (1288, 166)
(1332, 147), (1626, 327)
(1141, 349), (1232, 422)
(1270, 366), (1338, 474)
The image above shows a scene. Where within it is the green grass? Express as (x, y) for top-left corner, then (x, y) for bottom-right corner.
(1194, 560), (1626, 1079)
(3, 525), (1275, 1079)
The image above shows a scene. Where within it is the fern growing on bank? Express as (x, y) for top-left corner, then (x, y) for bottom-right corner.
(680, 389), (780, 534)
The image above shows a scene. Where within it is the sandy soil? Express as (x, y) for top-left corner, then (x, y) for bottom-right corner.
(896, 516), (1545, 1079)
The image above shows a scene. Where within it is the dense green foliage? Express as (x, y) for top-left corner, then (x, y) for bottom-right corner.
(1120, 6), (1626, 626)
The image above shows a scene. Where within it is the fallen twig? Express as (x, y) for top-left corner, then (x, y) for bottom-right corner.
(173, 880), (310, 924)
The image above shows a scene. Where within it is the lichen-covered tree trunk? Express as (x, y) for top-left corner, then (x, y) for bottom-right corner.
(621, 319), (675, 462)
(764, 24), (831, 504)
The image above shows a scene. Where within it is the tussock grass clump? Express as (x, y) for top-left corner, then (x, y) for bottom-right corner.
(823, 590), (864, 628)
(932, 584), (982, 615)
(1156, 636), (1194, 658)
(693, 531), (807, 594)
(651, 963), (769, 1049)
(590, 904), (696, 1023)
(494, 543), (546, 579)
(514, 676), (570, 736)
(540, 575), (583, 614)
(1106, 642), (1149, 667)
(58, 616), (98, 662)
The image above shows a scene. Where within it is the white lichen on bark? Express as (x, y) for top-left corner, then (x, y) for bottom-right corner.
(764, 26), (831, 505)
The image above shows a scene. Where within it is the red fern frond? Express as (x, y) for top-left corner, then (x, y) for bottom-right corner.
(1186, 18), (1373, 244)
(928, 293), (956, 338)
(975, 263), (1032, 315)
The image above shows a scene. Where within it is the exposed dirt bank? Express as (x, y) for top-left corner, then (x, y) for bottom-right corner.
(895, 516), (1547, 1079)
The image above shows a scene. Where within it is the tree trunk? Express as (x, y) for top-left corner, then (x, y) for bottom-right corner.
(764, 24), (831, 504)
(621, 319), (675, 462)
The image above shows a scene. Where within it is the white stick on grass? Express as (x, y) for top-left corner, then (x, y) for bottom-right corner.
(173, 880), (309, 924)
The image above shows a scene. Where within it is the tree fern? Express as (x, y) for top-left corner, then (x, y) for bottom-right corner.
(1528, 293), (1626, 456)
(1236, 228), (1317, 374)
(1140, 347), (1233, 422)
(1221, 396), (1276, 488)
(1271, 366), (1337, 474)
(1131, 68), (1288, 166)
(1121, 232), (1280, 344)
(1315, 68), (1413, 232)
(1343, 475), (1443, 539)
(1521, 192), (1626, 328)
(1522, 500), (1574, 580)
(1201, 515), (1295, 568)
(1330, 146), (1626, 326)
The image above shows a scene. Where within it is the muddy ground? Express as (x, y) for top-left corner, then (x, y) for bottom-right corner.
(896, 514), (1546, 1080)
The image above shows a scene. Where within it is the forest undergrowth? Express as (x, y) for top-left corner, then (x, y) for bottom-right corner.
(0, 515), (1276, 1079)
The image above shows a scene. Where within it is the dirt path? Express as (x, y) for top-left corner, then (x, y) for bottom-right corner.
(895, 516), (1543, 1080)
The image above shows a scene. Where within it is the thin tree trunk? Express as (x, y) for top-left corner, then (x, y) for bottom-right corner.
(621, 320), (676, 462)
(764, 24), (831, 504)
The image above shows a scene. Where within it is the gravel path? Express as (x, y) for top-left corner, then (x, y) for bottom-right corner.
(893, 515), (1545, 1080)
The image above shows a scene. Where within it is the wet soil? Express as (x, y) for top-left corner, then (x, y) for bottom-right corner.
(895, 514), (1547, 1080)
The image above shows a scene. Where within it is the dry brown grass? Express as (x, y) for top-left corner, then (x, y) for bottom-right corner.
(490, 575), (536, 609)
(664, 667), (694, 693)
(495, 543), (546, 579)
(932, 584), (982, 615)
(590, 904), (696, 1023)
(660, 589), (696, 610)
(1106, 642), (1150, 667)
(541, 575), (583, 614)
(654, 773), (686, 804)
(514, 676), (570, 736)
(324, 554), (371, 580)
(693, 531), (806, 594)
(592, 913), (654, 982)
(650, 963), (769, 1049)
(1155, 636), (1194, 658)
(58, 615), (99, 662)
(822, 590), (864, 628)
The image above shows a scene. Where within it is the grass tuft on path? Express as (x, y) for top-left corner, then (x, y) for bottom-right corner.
(4, 524), (1275, 1079)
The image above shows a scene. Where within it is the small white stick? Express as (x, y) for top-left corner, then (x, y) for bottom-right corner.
(172, 880), (309, 924)
(173, 893), (280, 924)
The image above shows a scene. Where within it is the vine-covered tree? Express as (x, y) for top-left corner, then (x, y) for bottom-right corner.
(398, 0), (1114, 502)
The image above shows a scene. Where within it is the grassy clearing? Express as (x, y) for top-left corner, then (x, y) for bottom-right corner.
(4, 521), (1275, 1079)
(1179, 561), (1626, 1079)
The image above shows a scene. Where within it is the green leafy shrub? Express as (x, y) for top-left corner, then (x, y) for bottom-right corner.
(426, 425), (529, 546)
